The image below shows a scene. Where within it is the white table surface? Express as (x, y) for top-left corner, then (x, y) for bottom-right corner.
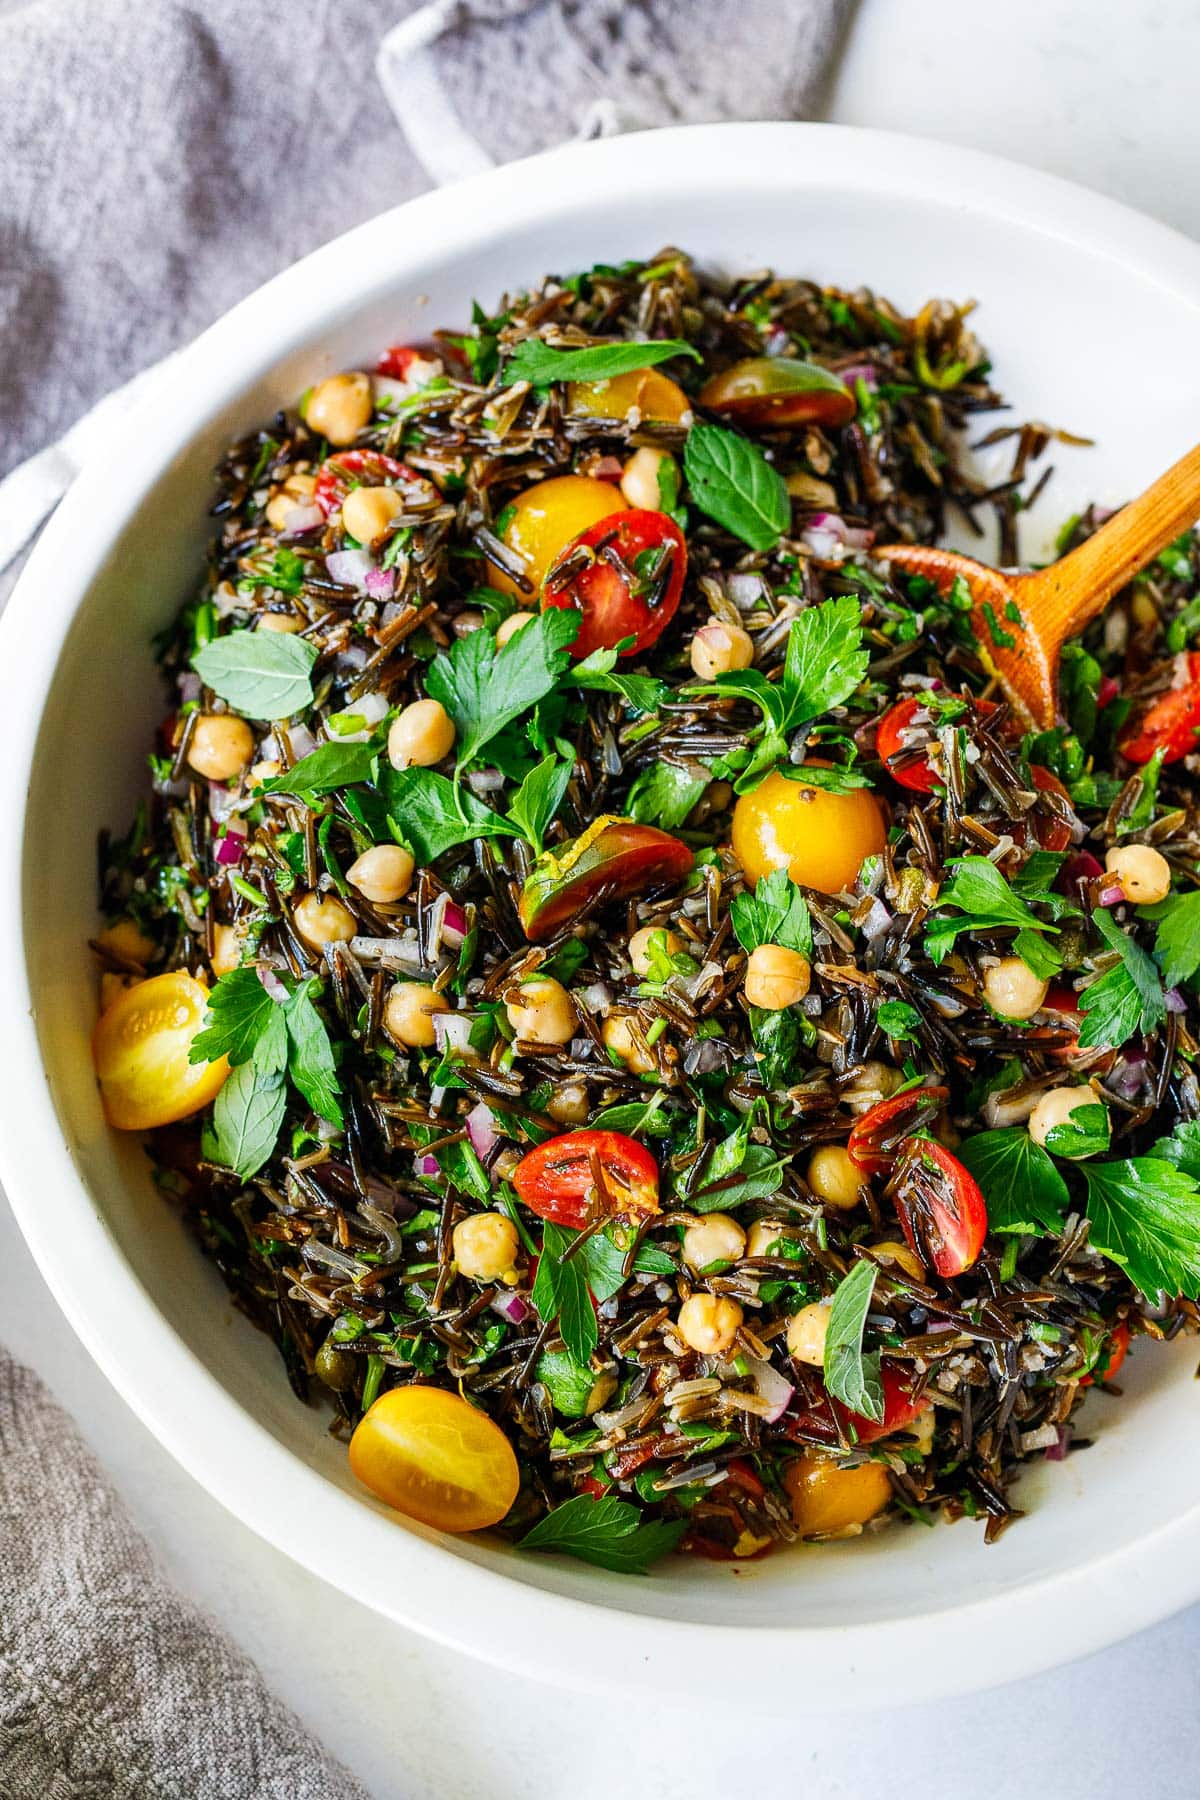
(8, 2), (1200, 1794)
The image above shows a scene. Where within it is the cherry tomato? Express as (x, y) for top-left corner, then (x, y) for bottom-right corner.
(722, 1457), (767, 1500)
(1118, 652), (1200, 764)
(92, 971), (230, 1131)
(512, 1129), (659, 1230)
(889, 1138), (987, 1279)
(786, 1362), (929, 1446)
(518, 815), (694, 942)
(699, 357), (856, 429)
(542, 508), (687, 659)
(731, 767), (887, 896)
(377, 344), (422, 380)
(846, 1086), (949, 1175)
(313, 449), (420, 518)
(348, 1385), (519, 1532)
(1019, 765), (1073, 854)
(875, 695), (1000, 793)
(605, 1433), (676, 1481)
(1083, 1320), (1131, 1387)
(783, 1454), (893, 1534)
(568, 368), (691, 423)
(489, 475), (628, 601)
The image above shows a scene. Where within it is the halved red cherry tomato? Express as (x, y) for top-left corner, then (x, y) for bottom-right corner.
(518, 815), (694, 942)
(889, 1138), (987, 1279)
(512, 1129), (660, 1230)
(1082, 1320), (1131, 1387)
(313, 449), (420, 518)
(786, 1362), (929, 1446)
(1118, 652), (1200, 764)
(846, 1086), (948, 1176)
(542, 508), (686, 659)
(699, 357), (856, 429)
(1020, 765), (1073, 854)
(377, 344), (422, 380)
(876, 695), (999, 793)
(605, 1434), (676, 1481)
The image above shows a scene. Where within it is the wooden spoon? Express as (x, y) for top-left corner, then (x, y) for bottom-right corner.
(877, 441), (1200, 727)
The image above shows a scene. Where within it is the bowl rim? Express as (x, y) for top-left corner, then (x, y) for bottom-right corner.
(5, 119), (1200, 1707)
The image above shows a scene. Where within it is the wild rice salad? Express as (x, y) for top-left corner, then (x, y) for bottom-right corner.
(91, 250), (1200, 1572)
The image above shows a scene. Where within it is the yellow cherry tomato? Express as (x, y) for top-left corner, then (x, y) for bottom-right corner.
(349, 1385), (520, 1532)
(489, 474), (627, 600)
(92, 970), (230, 1130)
(567, 367), (692, 424)
(783, 1454), (893, 1535)
(732, 767), (887, 896)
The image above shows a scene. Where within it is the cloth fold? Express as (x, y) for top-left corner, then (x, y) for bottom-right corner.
(0, 1), (852, 1792)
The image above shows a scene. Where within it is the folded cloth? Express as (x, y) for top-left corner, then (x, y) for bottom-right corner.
(0, 1), (853, 1793)
(0, 1350), (372, 1799)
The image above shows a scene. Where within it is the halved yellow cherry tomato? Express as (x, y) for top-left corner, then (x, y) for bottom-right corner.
(349, 1385), (520, 1532)
(92, 970), (230, 1130)
(783, 1454), (892, 1535)
(567, 367), (692, 424)
(732, 767), (887, 895)
(489, 474), (627, 600)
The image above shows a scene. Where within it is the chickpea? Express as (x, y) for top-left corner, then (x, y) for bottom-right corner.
(547, 1081), (591, 1125)
(1130, 587), (1159, 631)
(304, 372), (373, 446)
(806, 1144), (863, 1211)
(387, 698), (456, 770)
(384, 981), (450, 1049)
(676, 1293), (744, 1357)
(690, 618), (755, 681)
(842, 1061), (902, 1113)
(95, 919), (156, 966)
(346, 843), (415, 905)
(784, 1455), (893, 1536)
(786, 1302), (831, 1367)
(982, 955), (1049, 1021)
(506, 976), (576, 1047)
(256, 611), (304, 633)
(452, 609), (486, 638)
(620, 445), (676, 510)
(341, 485), (403, 546)
(187, 713), (254, 782)
(495, 610), (537, 648)
(453, 1211), (521, 1281)
(602, 1011), (656, 1074)
(1105, 843), (1172, 906)
(1028, 1082), (1108, 1153)
(264, 471), (317, 531)
(745, 1219), (787, 1258)
(210, 922), (247, 977)
(872, 1239), (925, 1282)
(682, 1212), (746, 1273)
(293, 891), (356, 951)
(744, 942), (811, 1011)
(628, 923), (685, 978)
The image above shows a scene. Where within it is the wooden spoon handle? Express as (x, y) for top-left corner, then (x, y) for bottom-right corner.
(1023, 441), (1200, 645)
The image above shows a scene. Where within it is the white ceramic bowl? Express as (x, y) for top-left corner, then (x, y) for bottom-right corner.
(4, 123), (1200, 1709)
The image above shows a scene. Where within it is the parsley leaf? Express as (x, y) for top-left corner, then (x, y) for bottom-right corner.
(574, 1228), (676, 1302)
(683, 421), (789, 551)
(532, 1222), (598, 1365)
(535, 1350), (597, 1417)
(689, 1127), (787, 1212)
(424, 610), (579, 768)
(383, 766), (514, 862)
(1082, 1159), (1200, 1298)
(1077, 908), (1166, 1049)
(212, 1060), (288, 1179)
(779, 595), (870, 730)
(626, 761), (707, 828)
(823, 1260), (884, 1423)
(925, 856), (1061, 966)
(590, 1094), (673, 1137)
(507, 753), (572, 855)
(505, 336), (699, 389)
(1146, 889), (1200, 988)
(570, 644), (668, 715)
(262, 742), (378, 801)
(1151, 1119), (1200, 1180)
(876, 999), (922, 1041)
(284, 979), (342, 1127)
(1044, 1102), (1111, 1160)
(517, 1493), (686, 1574)
(193, 630), (318, 721)
(189, 966), (279, 1068)
(731, 867), (813, 956)
(956, 1129), (1070, 1235)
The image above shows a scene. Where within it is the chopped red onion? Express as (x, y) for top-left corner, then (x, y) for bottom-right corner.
(589, 455), (624, 481)
(1166, 987), (1188, 1014)
(432, 1012), (473, 1055)
(490, 1291), (530, 1326)
(286, 723), (317, 762)
(1097, 674), (1120, 709)
(325, 548), (375, 590)
(1044, 1427), (1071, 1462)
(741, 1355), (794, 1423)
(281, 502), (323, 536)
(579, 981), (612, 1015)
(838, 362), (879, 389)
(801, 512), (875, 558)
(859, 897), (892, 942)
(207, 782), (237, 822)
(725, 571), (768, 610)
(363, 566), (395, 600)
(441, 902), (468, 947)
(178, 671), (202, 704)
(465, 1101), (499, 1160)
(1059, 851), (1104, 894)
(257, 967), (290, 1003)
(466, 768), (505, 795)
(214, 825), (246, 867)
(413, 1152), (440, 1178)
(1099, 882), (1125, 907)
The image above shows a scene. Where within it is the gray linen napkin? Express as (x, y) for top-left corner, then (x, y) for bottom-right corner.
(0, 2), (853, 1793)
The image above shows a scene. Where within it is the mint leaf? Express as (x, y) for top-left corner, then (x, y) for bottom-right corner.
(823, 1260), (884, 1423)
(925, 855), (1060, 966)
(1082, 1158), (1200, 1297)
(690, 1137), (787, 1212)
(1077, 908), (1166, 1049)
(517, 1493), (686, 1574)
(532, 1222), (598, 1365)
(626, 761), (707, 829)
(383, 766), (514, 862)
(424, 609), (578, 768)
(194, 630), (318, 721)
(212, 1059), (287, 1179)
(683, 421), (789, 551)
(535, 1350), (596, 1417)
(263, 741), (378, 801)
(574, 1228), (676, 1303)
(507, 753), (572, 856)
(1147, 889), (1200, 988)
(956, 1129), (1070, 1235)
(590, 1095), (673, 1137)
(284, 980), (342, 1127)
(506, 336), (699, 389)
(731, 867), (812, 956)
